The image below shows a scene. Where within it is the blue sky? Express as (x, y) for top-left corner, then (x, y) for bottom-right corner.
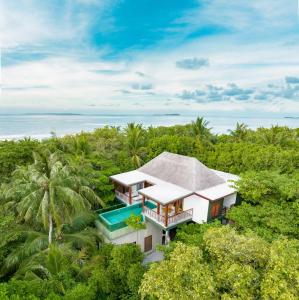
(1, 0), (299, 115)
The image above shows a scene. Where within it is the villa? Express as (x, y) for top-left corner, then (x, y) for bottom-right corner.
(97, 152), (240, 253)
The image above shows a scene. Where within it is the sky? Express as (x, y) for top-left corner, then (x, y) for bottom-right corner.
(1, 0), (299, 116)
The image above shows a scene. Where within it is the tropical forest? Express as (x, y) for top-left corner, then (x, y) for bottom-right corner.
(0, 118), (298, 300)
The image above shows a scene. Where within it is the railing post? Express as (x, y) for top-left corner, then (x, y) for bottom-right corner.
(164, 204), (168, 227)
(129, 186), (132, 205)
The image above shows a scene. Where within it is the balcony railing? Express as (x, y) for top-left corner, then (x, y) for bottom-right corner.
(115, 190), (130, 204)
(143, 206), (165, 224)
(143, 206), (193, 227)
(168, 208), (193, 225)
(115, 190), (142, 205)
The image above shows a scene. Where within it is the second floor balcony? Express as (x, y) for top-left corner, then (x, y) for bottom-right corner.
(139, 184), (193, 228)
(143, 205), (193, 228)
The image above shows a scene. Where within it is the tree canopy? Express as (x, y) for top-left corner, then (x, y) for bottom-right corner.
(0, 119), (298, 299)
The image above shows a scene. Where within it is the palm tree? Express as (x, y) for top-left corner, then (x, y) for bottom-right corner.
(1, 212), (100, 278)
(3, 150), (105, 245)
(191, 117), (212, 143)
(125, 123), (145, 168)
(228, 122), (249, 141)
(260, 125), (289, 146)
(69, 134), (91, 157)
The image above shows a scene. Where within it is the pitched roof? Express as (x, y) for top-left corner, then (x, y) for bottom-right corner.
(138, 152), (225, 192)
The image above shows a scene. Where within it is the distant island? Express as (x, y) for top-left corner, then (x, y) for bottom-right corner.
(152, 113), (181, 116)
(284, 116), (299, 119)
(24, 113), (82, 116)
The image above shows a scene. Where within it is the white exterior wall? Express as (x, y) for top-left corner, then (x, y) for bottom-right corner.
(183, 194), (209, 224)
(110, 221), (162, 252)
(131, 184), (138, 197)
(131, 183), (144, 197)
(223, 193), (237, 208)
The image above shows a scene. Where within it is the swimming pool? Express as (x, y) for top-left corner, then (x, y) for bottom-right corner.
(99, 201), (156, 231)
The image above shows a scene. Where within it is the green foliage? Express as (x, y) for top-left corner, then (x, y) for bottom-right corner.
(87, 243), (145, 299)
(143, 226), (299, 300)
(1, 150), (104, 246)
(228, 170), (299, 241)
(125, 123), (146, 168)
(125, 214), (146, 230)
(0, 119), (298, 299)
(228, 201), (299, 240)
(0, 139), (39, 183)
(175, 220), (222, 246)
(140, 242), (215, 300)
(228, 122), (249, 141)
(234, 171), (298, 204)
(261, 238), (299, 299)
(203, 227), (269, 268)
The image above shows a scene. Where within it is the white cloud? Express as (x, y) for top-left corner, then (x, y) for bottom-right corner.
(1, 0), (299, 114)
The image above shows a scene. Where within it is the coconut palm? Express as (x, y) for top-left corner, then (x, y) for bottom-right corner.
(17, 244), (70, 295)
(228, 122), (249, 141)
(125, 123), (145, 168)
(3, 150), (105, 245)
(1, 212), (100, 278)
(260, 125), (289, 146)
(191, 117), (212, 143)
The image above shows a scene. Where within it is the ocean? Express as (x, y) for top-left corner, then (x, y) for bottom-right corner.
(0, 114), (298, 140)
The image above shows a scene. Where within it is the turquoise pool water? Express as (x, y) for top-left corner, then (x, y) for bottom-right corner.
(99, 201), (156, 231)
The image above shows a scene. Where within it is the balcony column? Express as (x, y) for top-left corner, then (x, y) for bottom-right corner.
(165, 230), (170, 244)
(129, 186), (132, 205)
(142, 195), (145, 210)
(175, 200), (178, 215)
(164, 204), (169, 227)
(157, 202), (160, 215)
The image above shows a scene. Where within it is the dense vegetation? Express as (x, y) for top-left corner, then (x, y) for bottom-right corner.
(0, 119), (298, 299)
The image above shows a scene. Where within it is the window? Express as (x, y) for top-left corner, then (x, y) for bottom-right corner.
(136, 182), (144, 190)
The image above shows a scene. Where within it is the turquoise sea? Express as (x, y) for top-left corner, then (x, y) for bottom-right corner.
(0, 113), (298, 140)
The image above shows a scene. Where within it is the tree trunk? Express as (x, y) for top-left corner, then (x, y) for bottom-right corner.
(48, 213), (53, 245)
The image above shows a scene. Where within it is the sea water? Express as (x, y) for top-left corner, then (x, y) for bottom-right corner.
(0, 113), (298, 140)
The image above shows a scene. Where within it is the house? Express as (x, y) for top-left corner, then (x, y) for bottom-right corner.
(97, 152), (239, 253)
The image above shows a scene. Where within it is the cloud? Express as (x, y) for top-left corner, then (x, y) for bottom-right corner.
(131, 83), (153, 90)
(222, 83), (254, 96)
(91, 69), (126, 75)
(175, 79), (299, 105)
(285, 76), (299, 84)
(135, 71), (146, 77)
(2, 1), (299, 115)
(177, 89), (206, 100)
(177, 83), (255, 102)
(176, 57), (209, 70)
(254, 94), (268, 100)
(235, 94), (250, 101)
(3, 85), (50, 91)
(117, 89), (132, 94)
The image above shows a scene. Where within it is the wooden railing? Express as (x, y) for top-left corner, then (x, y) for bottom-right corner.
(168, 208), (193, 226)
(143, 207), (193, 227)
(143, 206), (165, 224)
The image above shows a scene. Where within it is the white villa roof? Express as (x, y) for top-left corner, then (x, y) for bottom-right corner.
(110, 170), (148, 186)
(139, 152), (225, 191)
(110, 152), (240, 203)
(139, 184), (192, 205)
(211, 169), (240, 182)
(197, 183), (236, 201)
